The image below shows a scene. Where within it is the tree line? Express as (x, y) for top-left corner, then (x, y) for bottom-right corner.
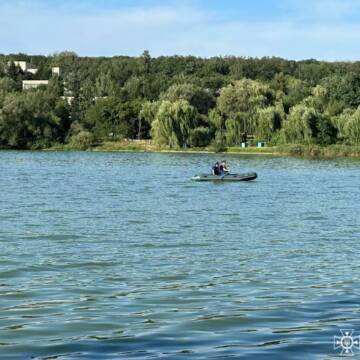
(1, 51), (360, 149)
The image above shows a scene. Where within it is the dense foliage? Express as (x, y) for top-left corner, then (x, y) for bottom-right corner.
(1, 51), (360, 149)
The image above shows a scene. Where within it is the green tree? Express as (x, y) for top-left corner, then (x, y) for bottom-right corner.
(216, 79), (275, 145)
(0, 77), (17, 107)
(325, 72), (360, 108)
(6, 61), (24, 90)
(331, 108), (354, 142)
(224, 113), (247, 146)
(0, 90), (68, 149)
(208, 109), (225, 131)
(83, 97), (130, 140)
(140, 50), (152, 75)
(282, 77), (311, 113)
(255, 106), (283, 142)
(47, 76), (64, 97)
(316, 115), (338, 145)
(139, 101), (161, 139)
(160, 83), (215, 115)
(280, 104), (336, 145)
(280, 104), (315, 144)
(95, 72), (117, 97)
(151, 100), (198, 148)
(218, 79), (274, 116)
(344, 107), (360, 144)
(189, 126), (211, 147)
(68, 131), (94, 150)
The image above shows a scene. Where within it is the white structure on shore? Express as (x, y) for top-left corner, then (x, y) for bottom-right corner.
(7, 60), (63, 90)
(12, 62), (63, 90)
(52, 67), (63, 77)
(22, 80), (49, 90)
(8, 61), (38, 75)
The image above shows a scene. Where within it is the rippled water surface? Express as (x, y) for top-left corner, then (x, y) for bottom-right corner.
(1, 151), (360, 359)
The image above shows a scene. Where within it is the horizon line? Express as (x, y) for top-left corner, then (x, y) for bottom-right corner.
(2, 52), (359, 63)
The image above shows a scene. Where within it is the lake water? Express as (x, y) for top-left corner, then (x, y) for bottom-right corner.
(1, 151), (360, 359)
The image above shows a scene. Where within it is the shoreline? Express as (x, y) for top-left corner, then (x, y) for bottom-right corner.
(58, 142), (360, 159)
(91, 148), (277, 156)
(2, 142), (360, 159)
(85, 142), (360, 159)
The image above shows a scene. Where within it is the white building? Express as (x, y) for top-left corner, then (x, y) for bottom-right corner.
(10, 61), (27, 72)
(27, 68), (39, 75)
(21, 64), (64, 91)
(23, 80), (49, 90)
(52, 67), (63, 77)
(8, 61), (38, 75)
(9, 60), (64, 81)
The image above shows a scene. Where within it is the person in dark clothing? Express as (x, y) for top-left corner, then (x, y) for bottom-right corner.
(212, 162), (220, 176)
(219, 163), (225, 176)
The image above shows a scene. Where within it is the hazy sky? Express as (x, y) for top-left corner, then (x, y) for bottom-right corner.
(2, 0), (360, 60)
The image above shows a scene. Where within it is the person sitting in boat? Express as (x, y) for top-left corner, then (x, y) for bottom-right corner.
(212, 162), (221, 176)
(220, 160), (229, 175)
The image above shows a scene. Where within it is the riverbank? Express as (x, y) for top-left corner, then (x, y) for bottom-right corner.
(81, 141), (360, 159)
(41, 141), (360, 158)
(228, 144), (360, 158)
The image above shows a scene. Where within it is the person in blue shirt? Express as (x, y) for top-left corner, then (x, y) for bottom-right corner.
(220, 160), (229, 174)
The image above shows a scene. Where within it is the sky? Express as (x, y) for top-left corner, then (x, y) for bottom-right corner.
(2, 0), (360, 60)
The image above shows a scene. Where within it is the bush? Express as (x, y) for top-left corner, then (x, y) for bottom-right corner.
(210, 130), (227, 152)
(316, 116), (338, 145)
(68, 131), (94, 150)
(189, 126), (211, 147)
(344, 108), (360, 145)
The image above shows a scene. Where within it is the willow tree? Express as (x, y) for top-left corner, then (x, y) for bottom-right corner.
(151, 100), (198, 148)
(280, 104), (318, 144)
(216, 79), (275, 145)
(281, 76), (311, 112)
(303, 85), (329, 113)
(255, 106), (283, 143)
(138, 101), (161, 139)
(208, 109), (225, 131)
(160, 83), (215, 115)
(225, 113), (247, 146)
(139, 101), (160, 125)
(331, 108), (354, 141)
(280, 103), (336, 145)
(344, 107), (360, 144)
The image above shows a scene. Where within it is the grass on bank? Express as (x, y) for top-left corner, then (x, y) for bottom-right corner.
(270, 144), (360, 158)
(48, 140), (360, 158)
(94, 141), (360, 158)
(228, 144), (360, 157)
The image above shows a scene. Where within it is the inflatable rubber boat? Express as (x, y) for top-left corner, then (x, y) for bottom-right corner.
(191, 172), (257, 182)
